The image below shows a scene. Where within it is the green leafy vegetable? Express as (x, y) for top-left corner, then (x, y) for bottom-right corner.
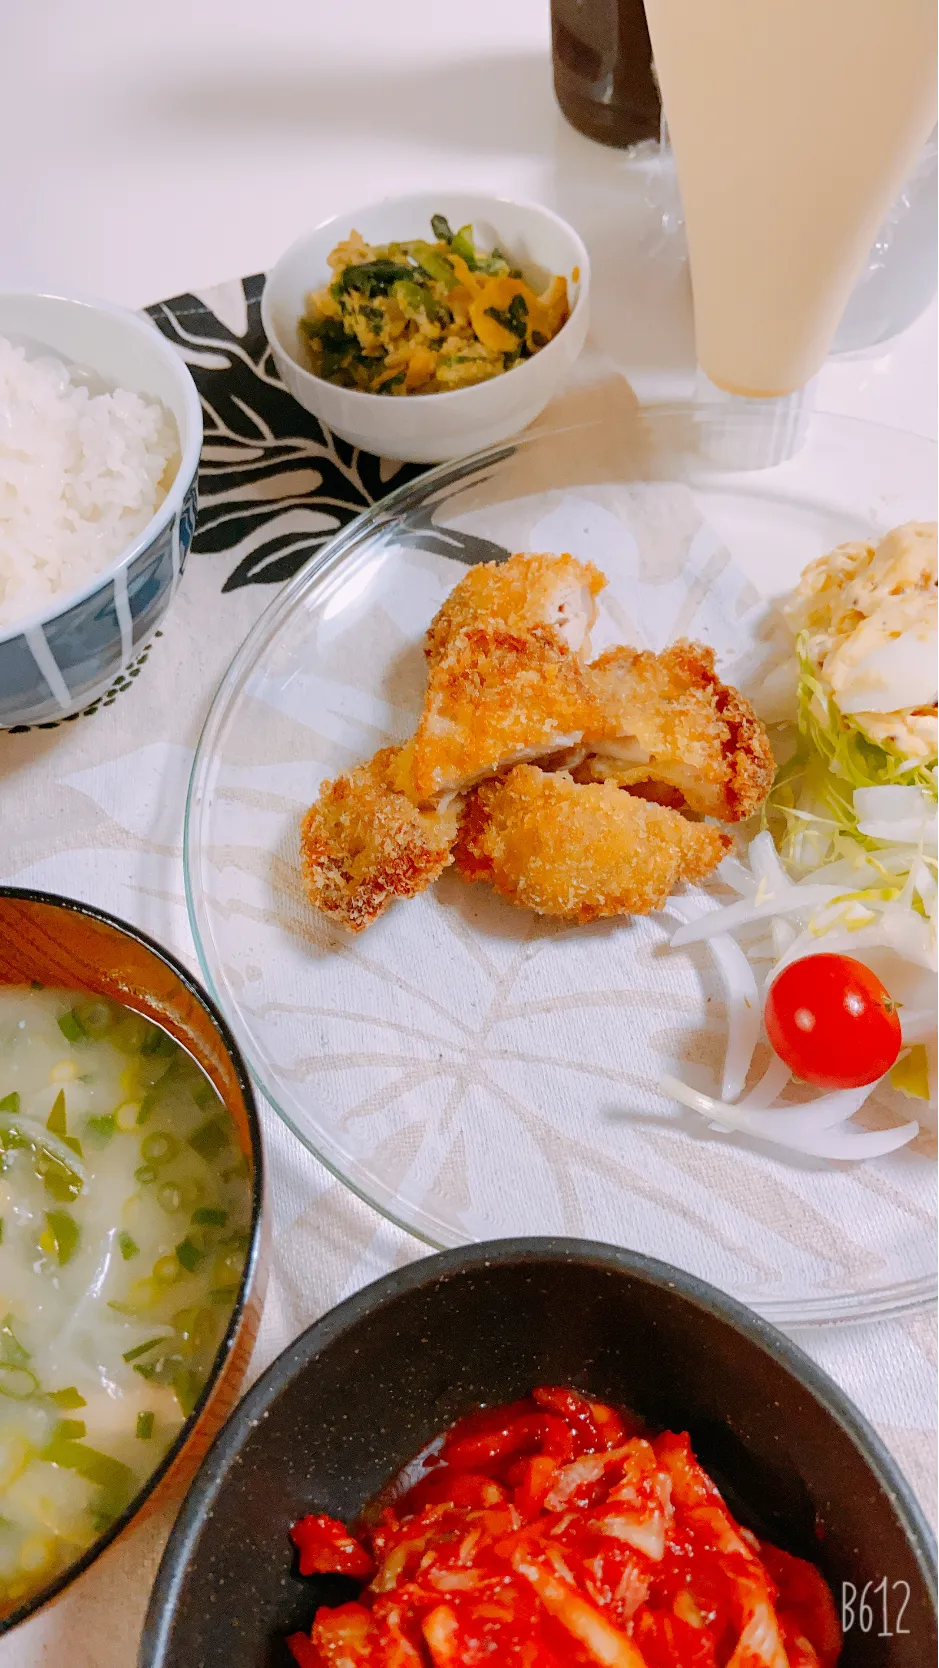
(45, 1090), (82, 1159)
(85, 1113), (116, 1147)
(450, 223), (479, 268)
(209, 1284), (240, 1307)
(122, 1337), (164, 1364)
(118, 1231), (139, 1261)
(392, 278), (447, 323)
(188, 1117), (229, 1162)
(406, 241), (458, 290)
(140, 1028), (176, 1058)
(56, 1419), (86, 1440)
(428, 217), (510, 276)
(299, 315), (359, 379)
(0, 1092), (19, 1114)
(135, 1089), (159, 1127)
(191, 1207), (227, 1228)
(484, 294), (528, 341)
(38, 1150), (83, 1204)
(57, 1010), (87, 1044)
(42, 1435), (135, 1501)
(333, 259), (418, 299)
(72, 998), (115, 1040)
(175, 1237), (204, 1274)
(44, 1209), (80, 1266)
(136, 1412), (155, 1440)
(172, 1369), (202, 1418)
(48, 1386), (86, 1409)
(47, 1091), (67, 1138)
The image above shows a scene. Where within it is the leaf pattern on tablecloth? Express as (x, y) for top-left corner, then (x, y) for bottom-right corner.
(147, 277), (430, 591)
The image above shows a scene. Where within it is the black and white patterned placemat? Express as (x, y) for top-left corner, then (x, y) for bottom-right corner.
(146, 275), (432, 594)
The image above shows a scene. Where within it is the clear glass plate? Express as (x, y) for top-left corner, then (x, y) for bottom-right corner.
(184, 406), (937, 1325)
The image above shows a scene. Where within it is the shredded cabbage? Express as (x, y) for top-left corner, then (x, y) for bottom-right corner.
(797, 638), (936, 790)
(770, 640), (937, 874)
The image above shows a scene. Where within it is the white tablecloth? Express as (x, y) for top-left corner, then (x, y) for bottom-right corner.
(1, 4), (935, 1662)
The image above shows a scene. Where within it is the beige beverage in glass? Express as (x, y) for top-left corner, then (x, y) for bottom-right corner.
(643, 0), (938, 396)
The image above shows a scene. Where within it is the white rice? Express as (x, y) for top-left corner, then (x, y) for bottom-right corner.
(0, 334), (179, 630)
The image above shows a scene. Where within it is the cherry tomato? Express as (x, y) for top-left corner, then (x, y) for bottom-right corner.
(764, 953), (902, 1089)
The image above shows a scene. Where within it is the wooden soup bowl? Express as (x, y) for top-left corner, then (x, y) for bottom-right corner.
(0, 887), (267, 1637)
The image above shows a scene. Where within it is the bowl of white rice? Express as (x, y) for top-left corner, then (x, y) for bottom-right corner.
(0, 293), (203, 728)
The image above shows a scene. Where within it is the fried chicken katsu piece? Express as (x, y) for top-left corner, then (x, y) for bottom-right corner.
(299, 746), (461, 932)
(579, 640), (775, 822)
(454, 765), (731, 922)
(424, 552), (606, 666)
(392, 623), (610, 806)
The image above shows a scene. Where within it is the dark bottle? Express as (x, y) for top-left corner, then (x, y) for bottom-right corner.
(551, 0), (661, 148)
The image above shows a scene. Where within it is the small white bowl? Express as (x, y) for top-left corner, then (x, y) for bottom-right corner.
(261, 192), (590, 464)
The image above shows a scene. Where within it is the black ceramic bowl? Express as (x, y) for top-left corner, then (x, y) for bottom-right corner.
(141, 1239), (937, 1668)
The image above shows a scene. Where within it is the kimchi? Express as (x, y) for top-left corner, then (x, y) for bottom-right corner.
(286, 1386), (841, 1667)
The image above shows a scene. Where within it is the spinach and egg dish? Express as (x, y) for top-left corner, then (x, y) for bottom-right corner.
(0, 986), (252, 1616)
(298, 214), (570, 393)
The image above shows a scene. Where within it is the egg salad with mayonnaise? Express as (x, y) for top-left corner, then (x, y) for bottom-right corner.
(784, 520), (937, 772)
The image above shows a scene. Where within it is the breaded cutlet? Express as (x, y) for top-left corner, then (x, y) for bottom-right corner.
(299, 746), (461, 932)
(579, 641), (774, 822)
(454, 765), (731, 922)
(424, 552), (606, 666)
(391, 623), (610, 806)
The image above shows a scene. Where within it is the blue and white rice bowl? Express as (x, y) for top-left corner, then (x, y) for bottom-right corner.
(0, 293), (203, 728)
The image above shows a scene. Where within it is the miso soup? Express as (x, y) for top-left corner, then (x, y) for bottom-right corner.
(0, 985), (253, 1616)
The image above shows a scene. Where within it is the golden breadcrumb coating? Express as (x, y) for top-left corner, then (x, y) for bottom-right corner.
(299, 746), (460, 932)
(580, 640), (774, 822)
(392, 623), (610, 805)
(424, 552), (606, 666)
(454, 765), (731, 922)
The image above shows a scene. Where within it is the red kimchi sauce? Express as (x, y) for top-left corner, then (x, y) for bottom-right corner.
(286, 1386), (841, 1667)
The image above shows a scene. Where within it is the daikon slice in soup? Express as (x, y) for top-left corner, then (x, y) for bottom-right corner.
(0, 985), (253, 1617)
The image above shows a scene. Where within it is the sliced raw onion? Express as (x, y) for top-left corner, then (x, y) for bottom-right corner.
(670, 896), (761, 1102)
(735, 1054), (791, 1112)
(899, 1008), (937, 1044)
(715, 854), (755, 897)
(670, 884), (845, 948)
(660, 1074), (919, 1161)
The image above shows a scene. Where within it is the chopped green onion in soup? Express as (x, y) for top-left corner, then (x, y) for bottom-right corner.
(0, 987), (252, 1617)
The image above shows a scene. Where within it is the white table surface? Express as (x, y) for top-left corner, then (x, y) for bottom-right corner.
(1, 3), (936, 1663)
